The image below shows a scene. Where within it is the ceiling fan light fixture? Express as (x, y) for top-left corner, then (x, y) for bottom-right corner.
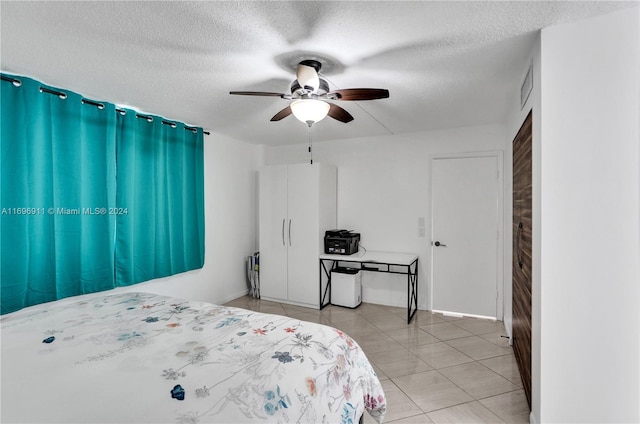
(290, 99), (330, 126)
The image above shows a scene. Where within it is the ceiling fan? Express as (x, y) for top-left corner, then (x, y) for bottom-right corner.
(230, 59), (389, 126)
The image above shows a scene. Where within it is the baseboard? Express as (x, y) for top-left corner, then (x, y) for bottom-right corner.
(432, 309), (497, 321)
(502, 320), (513, 346)
(215, 288), (249, 305)
(260, 296), (320, 310)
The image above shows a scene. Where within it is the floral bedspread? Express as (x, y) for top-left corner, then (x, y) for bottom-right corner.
(0, 292), (386, 424)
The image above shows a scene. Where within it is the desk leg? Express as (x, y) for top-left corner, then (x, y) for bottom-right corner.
(407, 259), (418, 324)
(319, 259), (334, 309)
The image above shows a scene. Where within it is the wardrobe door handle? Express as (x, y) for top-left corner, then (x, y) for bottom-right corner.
(282, 219), (285, 246)
(288, 219), (292, 246)
(516, 222), (523, 269)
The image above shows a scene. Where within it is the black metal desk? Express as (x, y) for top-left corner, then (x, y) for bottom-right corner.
(319, 251), (419, 324)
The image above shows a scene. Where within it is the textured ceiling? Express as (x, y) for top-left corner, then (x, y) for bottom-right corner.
(1, 1), (636, 146)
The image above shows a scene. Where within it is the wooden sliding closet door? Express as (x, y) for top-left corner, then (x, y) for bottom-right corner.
(512, 111), (532, 409)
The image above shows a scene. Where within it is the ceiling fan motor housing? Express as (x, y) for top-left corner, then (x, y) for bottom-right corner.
(290, 78), (330, 97)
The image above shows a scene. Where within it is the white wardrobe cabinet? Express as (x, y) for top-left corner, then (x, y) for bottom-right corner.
(259, 164), (336, 309)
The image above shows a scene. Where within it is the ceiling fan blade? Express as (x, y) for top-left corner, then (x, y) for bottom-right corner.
(270, 106), (293, 121)
(327, 88), (390, 101)
(328, 103), (354, 123)
(229, 91), (286, 97)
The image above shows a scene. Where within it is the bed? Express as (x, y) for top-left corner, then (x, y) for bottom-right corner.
(1, 292), (386, 424)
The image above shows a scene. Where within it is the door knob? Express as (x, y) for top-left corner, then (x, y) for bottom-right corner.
(434, 241), (447, 247)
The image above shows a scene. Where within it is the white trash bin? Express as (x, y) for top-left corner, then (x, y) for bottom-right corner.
(331, 267), (362, 308)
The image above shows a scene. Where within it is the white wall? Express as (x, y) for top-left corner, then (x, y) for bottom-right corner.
(504, 33), (542, 423)
(119, 133), (261, 305)
(264, 124), (506, 311)
(538, 7), (639, 423)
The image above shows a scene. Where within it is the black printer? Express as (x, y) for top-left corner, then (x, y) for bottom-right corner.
(324, 229), (360, 255)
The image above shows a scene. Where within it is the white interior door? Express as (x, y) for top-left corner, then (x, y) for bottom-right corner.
(431, 156), (499, 318)
(258, 166), (288, 300)
(286, 164), (319, 306)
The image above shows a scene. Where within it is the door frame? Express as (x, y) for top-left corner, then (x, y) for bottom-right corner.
(428, 151), (504, 320)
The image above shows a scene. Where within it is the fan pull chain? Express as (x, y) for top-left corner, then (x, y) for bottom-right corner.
(308, 126), (313, 165)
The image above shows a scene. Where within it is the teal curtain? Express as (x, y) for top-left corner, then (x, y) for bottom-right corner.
(1, 75), (117, 314)
(115, 110), (204, 286)
(1, 74), (205, 314)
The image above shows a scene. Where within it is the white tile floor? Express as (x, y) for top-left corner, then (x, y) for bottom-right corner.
(223, 296), (530, 423)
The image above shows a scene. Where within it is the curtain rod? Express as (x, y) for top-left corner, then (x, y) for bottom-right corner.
(1, 75), (210, 135)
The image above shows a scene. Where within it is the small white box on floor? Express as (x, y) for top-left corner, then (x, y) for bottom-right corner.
(331, 268), (362, 308)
